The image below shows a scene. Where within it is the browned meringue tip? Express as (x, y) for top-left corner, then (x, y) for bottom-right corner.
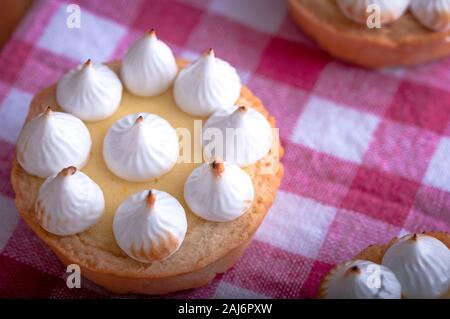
(411, 233), (419, 241)
(146, 28), (156, 37)
(237, 105), (248, 113)
(211, 159), (225, 177)
(205, 48), (214, 56)
(83, 59), (92, 67)
(43, 106), (52, 117)
(346, 265), (361, 276)
(135, 115), (144, 124)
(146, 190), (156, 207)
(58, 166), (77, 177)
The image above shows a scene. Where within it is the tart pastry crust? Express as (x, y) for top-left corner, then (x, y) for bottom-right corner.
(287, 0), (450, 68)
(11, 60), (284, 295)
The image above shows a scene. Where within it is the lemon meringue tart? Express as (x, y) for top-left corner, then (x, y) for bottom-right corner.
(318, 232), (450, 299)
(287, 0), (450, 68)
(11, 33), (283, 295)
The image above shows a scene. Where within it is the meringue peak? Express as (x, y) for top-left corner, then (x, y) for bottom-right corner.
(43, 106), (52, 117)
(237, 105), (248, 113)
(320, 260), (402, 299)
(113, 189), (187, 263)
(103, 113), (179, 181)
(17, 110), (91, 178)
(121, 31), (177, 97)
(36, 168), (104, 235)
(211, 159), (225, 177)
(346, 265), (361, 276)
(83, 58), (92, 68)
(146, 28), (156, 37)
(56, 60), (122, 121)
(184, 161), (255, 222)
(203, 105), (273, 166)
(58, 166), (77, 178)
(173, 51), (241, 116)
(382, 234), (450, 298)
(205, 48), (214, 57)
(135, 115), (144, 124)
(146, 190), (156, 208)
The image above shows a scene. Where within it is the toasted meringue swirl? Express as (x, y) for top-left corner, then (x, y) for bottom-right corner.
(382, 234), (450, 298)
(113, 189), (187, 263)
(121, 30), (178, 97)
(56, 60), (123, 121)
(203, 105), (273, 166)
(16, 108), (92, 178)
(103, 113), (179, 182)
(173, 49), (241, 117)
(337, 0), (410, 25)
(184, 159), (254, 222)
(36, 167), (104, 235)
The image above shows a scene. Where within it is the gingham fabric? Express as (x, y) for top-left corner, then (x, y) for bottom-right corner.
(0, 0), (450, 299)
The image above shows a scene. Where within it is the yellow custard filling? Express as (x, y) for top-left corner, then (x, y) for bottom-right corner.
(56, 62), (256, 256)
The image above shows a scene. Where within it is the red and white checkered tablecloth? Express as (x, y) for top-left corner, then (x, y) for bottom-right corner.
(1, 0), (450, 299)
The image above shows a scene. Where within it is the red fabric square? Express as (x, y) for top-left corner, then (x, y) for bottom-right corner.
(175, 0), (212, 9)
(255, 37), (330, 91)
(0, 139), (15, 198)
(409, 185), (450, 228)
(166, 277), (220, 299)
(0, 39), (33, 85)
(14, 0), (60, 44)
(276, 15), (316, 46)
(2, 221), (67, 276)
(48, 282), (109, 299)
(301, 260), (334, 298)
(282, 142), (358, 207)
(404, 209), (450, 234)
(317, 209), (401, 264)
(314, 62), (400, 115)
(0, 81), (11, 107)
(0, 255), (61, 298)
(186, 12), (270, 71)
(403, 56), (450, 93)
(132, 1), (204, 47)
(72, 0), (145, 26)
(222, 240), (314, 298)
(16, 47), (77, 93)
(386, 81), (450, 134)
(363, 120), (440, 182)
(247, 74), (308, 137)
(341, 166), (420, 226)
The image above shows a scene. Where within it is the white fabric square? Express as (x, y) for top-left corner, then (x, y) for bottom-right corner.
(255, 191), (336, 259)
(0, 195), (19, 252)
(0, 88), (32, 143)
(291, 96), (380, 163)
(214, 282), (268, 299)
(209, 0), (286, 33)
(423, 137), (450, 192)
(38, 4), (126, 62)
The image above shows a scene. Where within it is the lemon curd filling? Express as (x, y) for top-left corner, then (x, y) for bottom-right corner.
(48, 63), (255, 256)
